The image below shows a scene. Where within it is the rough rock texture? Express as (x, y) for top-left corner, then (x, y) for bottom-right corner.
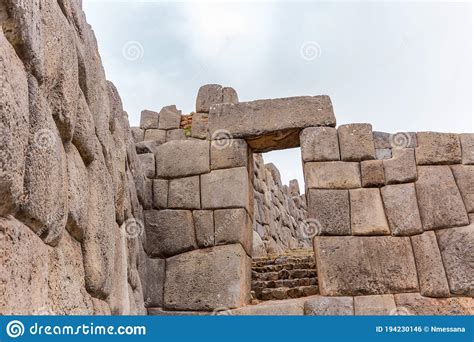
(305, 162), (361, 189)
(349, 188), (390, 235)
(0, 1), (146, 315)
(304, 296), (354, 315)
(307, 189), (350, 235)
(416, 132), (462, 165)
(394, 293), (473, 315)
(338, 124), (375, 161)
(353, 295), (396, 315)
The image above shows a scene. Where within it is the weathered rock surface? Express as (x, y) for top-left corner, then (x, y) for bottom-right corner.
(201, 167), (250, 209)
(416, 132), (462, 165)
(308, 189), (350, 235)
(314, 236), (419, 295)
(450, 165), (474, 213)
(394, 293), (473, 315)
(350, 188), (390, 235)
(305, 162), (361, 189)
(460, 134), (474, 164)
(164, 244), (251, 310)
(354, 295), (396, 315)
(304, 296), (354, 315)
(383, 148), (417, 184)
(300, 127), (340, 162)
(338, 124), (375, 161)
(415, 166), (469, 230)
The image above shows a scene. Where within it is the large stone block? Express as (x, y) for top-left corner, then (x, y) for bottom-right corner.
(214, 208), (252, 256)
(450, 165), (474, 213)
(201, 167), (250, 209)
(158, 105), (182, 130)
(155, 140), (210, 178)
(380, 183), (423, 236)
(373, 132), (391, 149)
(304, 296), (354, 315)
(210, 139), (248, 170)
(144, 210), (197, 258)
(394, 293), (473, 315)
(131, 127), (144, 143)
(222, 87), (239, 104)
(305, 162), (361, 189)
(460, 134), (474, 164)
(164, 244), (251, 310)
(168, 176), (200, 209)
(436, 224), (474, 297)
(354, 295), (396, 316)
(194, 210), (214, 248)
(416, 132), (462, 165)
(140, 257), (165, 308)
(140, 110), (159, 129)
(0, 30), (29, 216)
(209, 96), (335, 152)
(196, 84), (223, 113)
(411, 231), (450, 297)
(314, 236), (419, 295)
(415, 166), (469, 230)
(166, 129), (186, 142)
(307, 189), (351, 235)
(361, 160), (385, 187)
(383, 148), (417, 184)
(138, 153), (155, 178)
(350, 188), (390, 235)
(152, 179), (168, 209)
(300, 127), (340, 162)
(338, 124), (376, 161)
(143, 129), (166, 144)
(375, 148), (392, 160)
(191, 112), (209, 139)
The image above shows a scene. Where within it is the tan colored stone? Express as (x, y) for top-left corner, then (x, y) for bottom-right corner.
(211, 139), (248, 170)
(416, 132), (462, 165)
(108, 225), (130, 315)
(350, 188), (390, 235)
(338, 124), (376, 161)
(375, 148), (392, 160)
(155, 140), (210, 178)
(209, 96), (336, 150)
(196, 84), (223, 113)
(166, 129), (186, 141)
(152, 179), (168, 209)
(305, 162), (361, 189)
(222, 87), (239, 104)
(144, 129), (166, 143)
(411, 231), (450, 297)
(72, 93), (98, 165)
(314, 236), (419, 295)
(194, 210), (214, 248)
(460, 133), (474, 164)
(158, 105), (182, 130)
(383, 148), (417, 184)
(450, 165), (474, 213)
(304, 296), (354, 315)
(144, 209), (196, 258)
(201, 167), (250, 209)
(361, 160), (385, 187)
(415, 166), (469, 230)
(131, 127), (144, 143)
(307, 189), (351, 235)
(300, 127), (340, 162)
(394, 293), (473, 315)
(215, 208), (252, 256)
(436, 224), (474, 296)
(381, 183), (423, 236)
(140, 110), (159, 129)
(164, 244), (251, 310)
(140, 257), (165, 308)
(0, 30), (29, 216)
(354, 295), (396, 315)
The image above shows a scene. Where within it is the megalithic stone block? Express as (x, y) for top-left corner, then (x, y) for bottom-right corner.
(209, 96), (335, 152)
(164, 244), (251, 310)
(338, 124), (376, 161)
(304, 162), (361, 189)
(300, 127), (340, 162)
(460, 134), (474, 164)
(450, 165), (474, 213)
(415, 132), (462, 165)
(349, 188), (390, 235)
(314, 236), (419, 296)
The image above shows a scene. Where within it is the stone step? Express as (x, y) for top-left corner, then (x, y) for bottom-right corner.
(252, 277), (317, 290)
(252, 255), (315, 267)
(252, 262), (315, 273)
(252, 269), (317, 281)
(255, 285), (319, 301)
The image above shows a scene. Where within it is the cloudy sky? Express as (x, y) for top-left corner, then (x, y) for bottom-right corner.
(83, 1), (472, 188)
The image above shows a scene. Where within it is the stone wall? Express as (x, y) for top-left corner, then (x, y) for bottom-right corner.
(1, 0), (146, 314)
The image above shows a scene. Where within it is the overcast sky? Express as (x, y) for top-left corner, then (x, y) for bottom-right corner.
(83, 1), (472, 188)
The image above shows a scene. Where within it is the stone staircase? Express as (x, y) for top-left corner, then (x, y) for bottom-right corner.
(251, 249), (319, 302)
